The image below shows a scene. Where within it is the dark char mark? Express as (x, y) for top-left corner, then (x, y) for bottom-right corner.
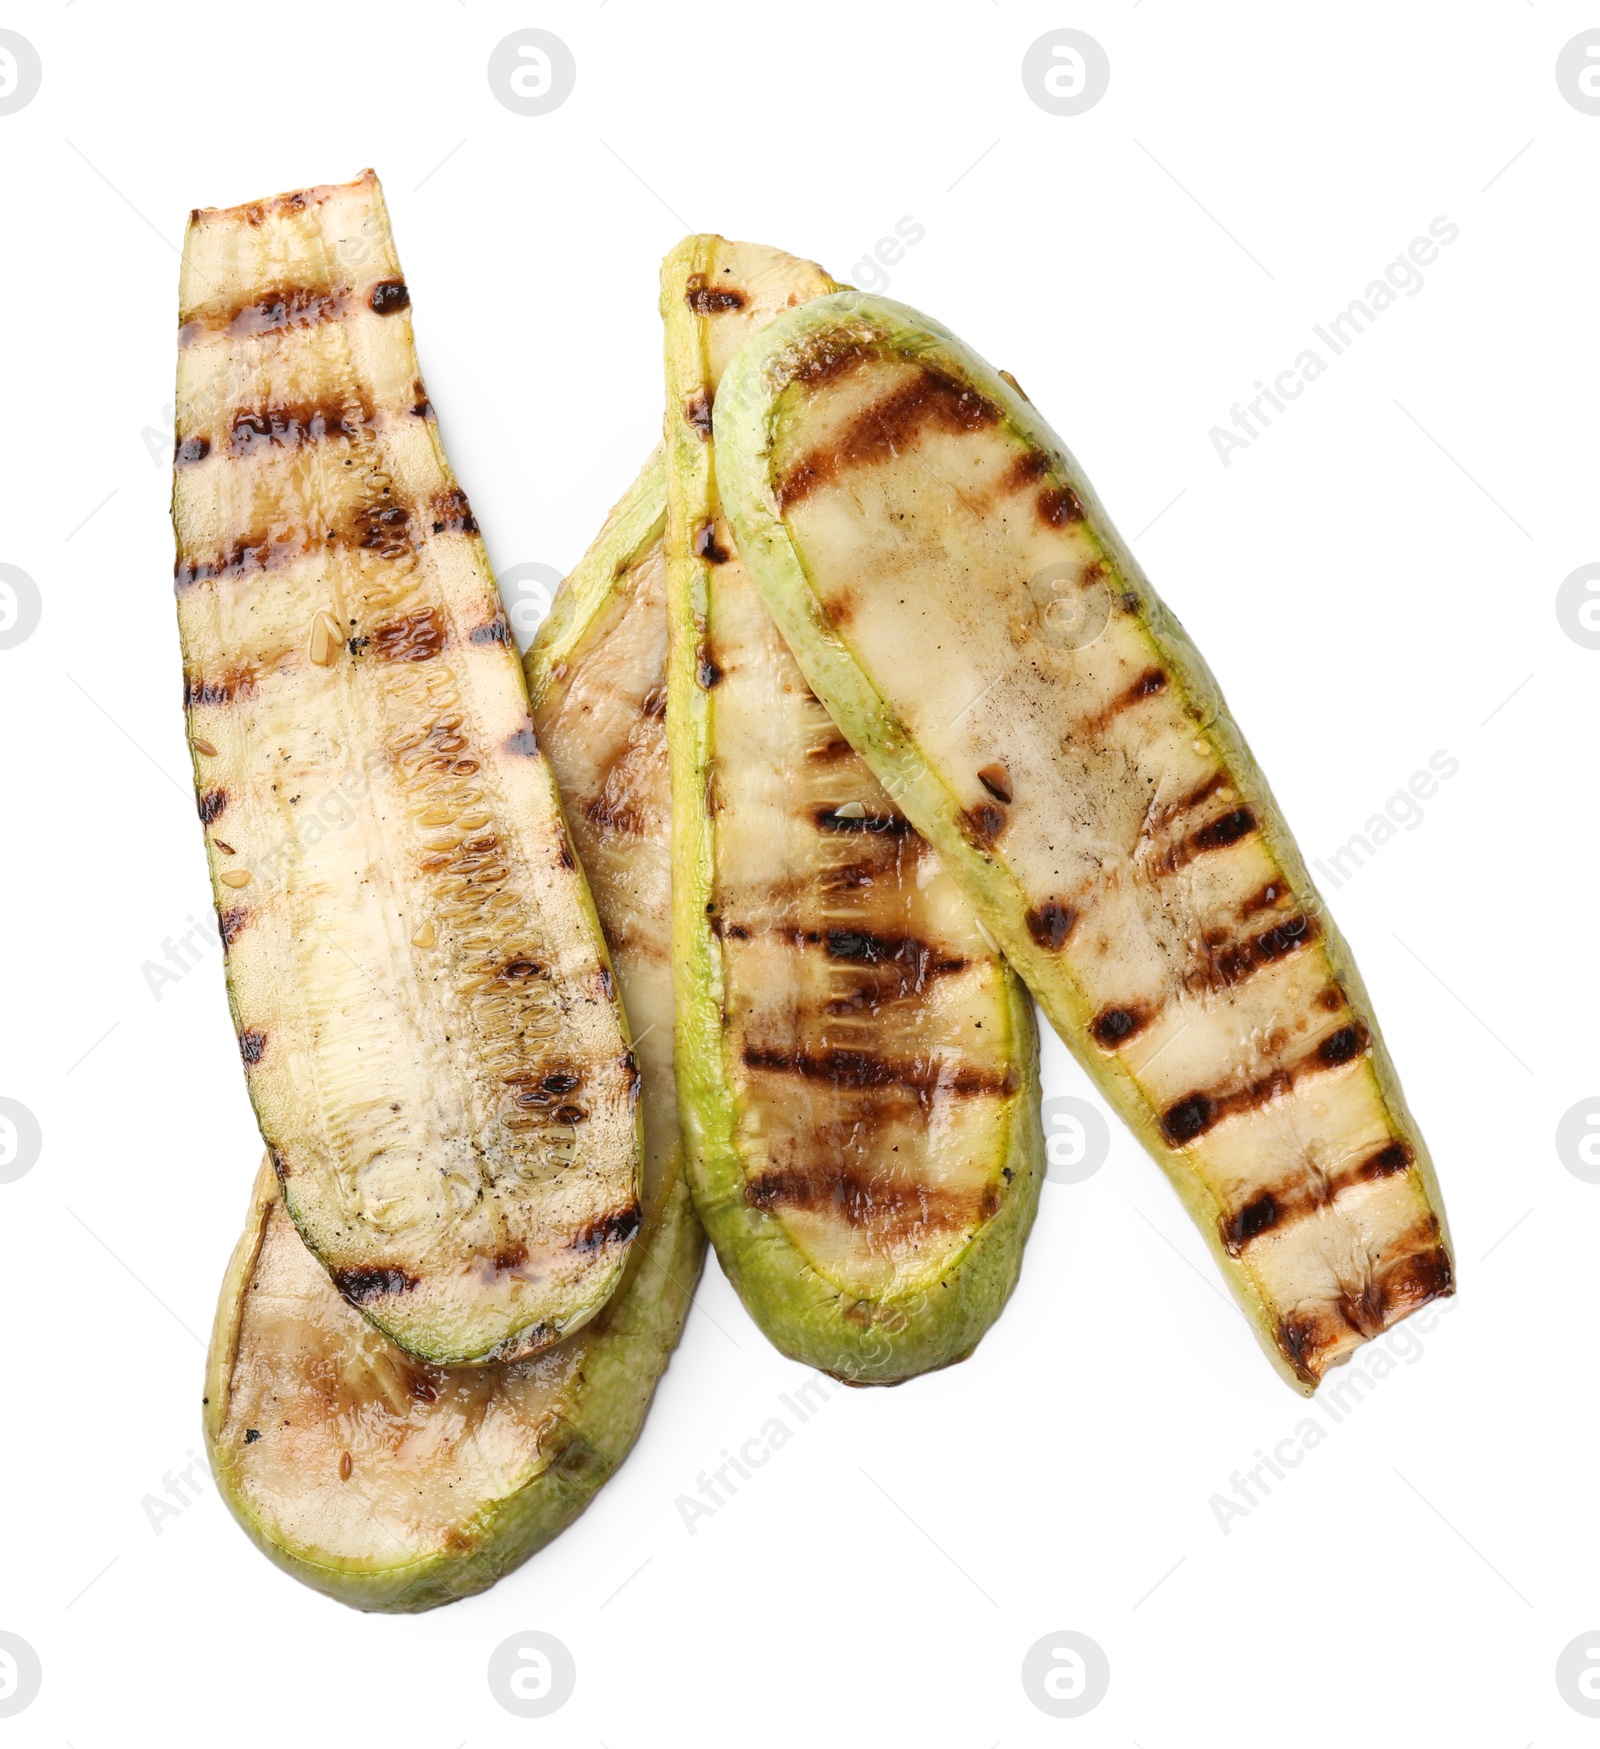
(333, 1264), (419, 1305)
(685, 388), (713, 438)
(369, 279), (410, 314)
(230, 400), (370, 456)
(431, 489), (478, 536)
(742, 1045), (1013, 1098)
(776, 366), (1002, 510)
(694, 521), (731, 565)
(1161, 1023), (1372, 1147)
(174, 435), (210, 466)
(372, 608), (445, 662)
(1026, 901), (1077, 950)
(198, 788), (228, 825)
(571, 1203), (642, 1252)
(470, 614), (512, 646)
(1091, 1004), (1150, 1047)
(237, 1028), (267, 1064)
(1222, 1192), (1280, 1252)
(815, 806), (914, 835)
(686, 277), (747, 313)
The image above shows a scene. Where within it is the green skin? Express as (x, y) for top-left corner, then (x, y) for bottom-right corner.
(203, 458), (705, 1612)
(661, 242), (1045, 1386)
(714, 292), (1453, 1395)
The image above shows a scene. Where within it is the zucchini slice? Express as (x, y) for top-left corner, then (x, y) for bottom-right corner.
(204, 460), (704, 1612)
(715, 293), (1454, 1391)
(174, 172), (640, 1365)
(663, 240), (1043, 1384)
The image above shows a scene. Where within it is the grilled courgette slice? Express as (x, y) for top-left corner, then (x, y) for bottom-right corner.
(205, 459), (704, 1612)
(174, 172), (640, 1365)
(715, 292), (1454, 1392)
(663, 240), (1043, 1384)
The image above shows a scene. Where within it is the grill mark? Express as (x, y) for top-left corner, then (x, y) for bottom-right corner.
(1026, 900), (1077, 950)
(685, 276), (746, 313)
(965, 802), (1006, 844)
(430, 489), (478, 536)
(371, 608), (446, 662)
(1152, 805), (1259, 877)
(1083, 666), (1167, 735)
(790, 335), (876, 388)
(585, 791), (649, 838)
(807, 736), (856, 764)
(179, 282), (350, 346)
(198, 788), (228, 825)
(744, 1161), (988, 1235)
(570, 1203), (642, 1252)
(504, 725), (540, 756)
(1038, 483), (1085, 527)
(469, 614), (511, 646)
(694, 520), (731, 564)
(174, 435), (210, 466)
(218, 907), (249, 950)
(332, 1264), (419, 1305)
(1192, 807), (1258, 854)
(1091, 1004), (1152, 1047)
(776, 367), (1002, 510)
(238, 1028), (266, 1064)
(369, 278), (409, 314)
(815, 806), (914, 835)
(815, 928), (967, 1005)
(1199, 912), (1320, 991)
(1238, 881), (1289, 920)
(1275, 1237), (1453, 1378)
(175, 474), (483, 589)
(229, 399), (373, 456)
(685, 388), (713, 438)
(1161, 1021), (1373, 1147)
(1004, 448), (1052, 490)
(1145, 771), (1229, 839)
(697, 649), (724, 688)
(184, 667), (257, 708)
(1220, 1138), (1413, 1254)
(741, 1045), (1013, 1099)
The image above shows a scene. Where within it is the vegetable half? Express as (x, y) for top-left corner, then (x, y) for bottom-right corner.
(663, 241), (1043, 1384)
(715, 291), (1453, 1391)
(204, 459), (703, 1611)
(173, 172), (640, 1364)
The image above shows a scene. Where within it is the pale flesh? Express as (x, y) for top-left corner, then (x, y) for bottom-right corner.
(173, 173), (639, 1364)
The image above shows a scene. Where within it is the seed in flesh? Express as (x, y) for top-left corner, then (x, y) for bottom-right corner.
(219, 869), (252, 888)
(833, 800), (867, 819)
(411, 920), (436, 948)
(193, 737), (218, 757)
(308, 611), (342, 667)
(977, 763), (1012, 803)
(338, 1450), (353, 1481)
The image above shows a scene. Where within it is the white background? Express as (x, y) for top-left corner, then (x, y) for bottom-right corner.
(0, 3), (1594, 1743)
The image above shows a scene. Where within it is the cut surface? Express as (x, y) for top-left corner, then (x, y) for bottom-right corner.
(206, 458), (703, 1612)
(664, 241), (1042, 1382)
(173, 172), (639, 1364)
(716, 293), (1453, 1391)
